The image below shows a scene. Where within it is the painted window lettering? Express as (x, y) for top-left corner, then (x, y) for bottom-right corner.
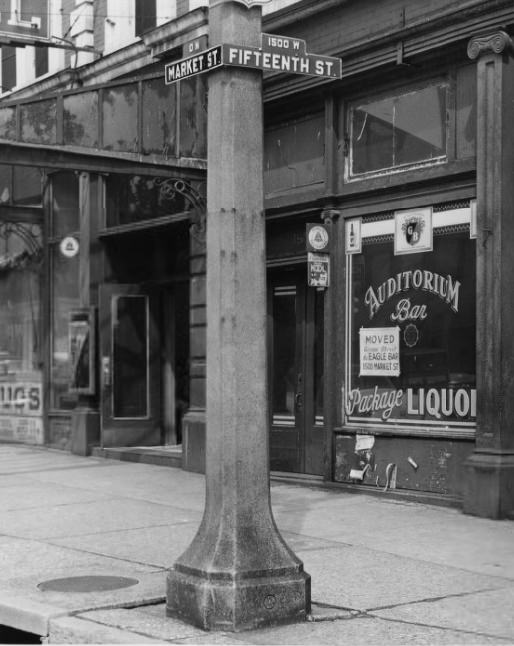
(345, 202), (476, 431)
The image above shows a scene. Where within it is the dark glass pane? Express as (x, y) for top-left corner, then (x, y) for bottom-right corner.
(352, 99), (394, 174)
(0, 106), (17, 140)
(52, 172), (79, 237)
(113, 295), (148, 418)
(2, 45), (16, 91)
(142, 78), (176, 156)
(456, 64), (476, 159)
(20, 99), (57, 144)
(272, 287), (296, 417)
(265, 114), (325, 194)
(35, 45), (48, 77)
(347, 225), (475, 427)
(135, 0), (156, 36)
(64, 92), (99, 147)
(0, 164), (11, 203)
(314, 289), (324, 417)
(179, 76), (207, 158)
(51, 251), (79, 410)
(351, 85), (446, 175)
(105, 174), (188, 227)
(13, 165), (41, 205)
(395, 87), (446, 166)
(103, 84), (138, 152)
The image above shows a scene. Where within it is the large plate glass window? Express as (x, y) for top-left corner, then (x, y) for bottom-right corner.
(344, 202), (476, 435)
(348, 81), (448, 179)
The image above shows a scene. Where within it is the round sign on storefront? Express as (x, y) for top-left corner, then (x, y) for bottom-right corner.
(308, 225), (329, 251)
(59, 236), (79, 258)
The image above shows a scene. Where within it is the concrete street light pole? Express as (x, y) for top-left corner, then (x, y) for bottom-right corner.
(166, 0), (311, 632)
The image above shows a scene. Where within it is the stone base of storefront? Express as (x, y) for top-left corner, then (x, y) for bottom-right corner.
(71, 407), (100, 457)
(463, 451), (514, 519)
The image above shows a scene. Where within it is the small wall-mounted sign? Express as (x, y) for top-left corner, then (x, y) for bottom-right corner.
(394, 208), (433, 255)
(307, 252), (330, 288)
(59, 236), (80, 258)
(359, 326), (400, 377)
(345, 218), (362, 254)
(306, 223), (330, 253)
(470, 199), (477, 239)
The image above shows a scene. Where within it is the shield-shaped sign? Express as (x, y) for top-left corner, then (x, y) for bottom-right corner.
(403, 217), (425, 246)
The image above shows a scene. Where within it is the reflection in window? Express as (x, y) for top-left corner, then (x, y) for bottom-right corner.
(0, 107), (17, 140)
(264, 114), (324, 194)
(64, 92), (99, 148)
(13, 166), (42, 206)
(179, 77), (207, 158)
(103, 84), (138, 152)
(345, 209), (476, 431)
(0, 223), (42, 377)
(142, 79), (176, 156)
(50, 172), (80, 411)
(314, 289), (324, 419)
(105, 174), (189, 227)
(272, 286), (297, 420)
(51, 251), (79, 410)
(52, 172), (79, 238)
(350, 84), (447, 177)
(0, 165), (42, 206)
(20, 99), (57, 144)
(113, 295), (149, 418)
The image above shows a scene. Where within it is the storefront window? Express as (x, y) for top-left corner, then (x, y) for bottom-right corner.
(0, 165), (42, 206)
(0, 107), (17, 140)
(264, 113), (325, 195)
(52, 172), (79, 238)
(50, 172), (80, 410)
(344, 202), (476, 434)
(142, 78), (176, 156)
(0, 222), (43, 443)
(63, 91), (99, 148)
(349, 83), (447, 178)
(105, 174), (190, 227)
(102, 84), (138, 152)
(179, 77), (207, 158)
(20, 98), (57, 145)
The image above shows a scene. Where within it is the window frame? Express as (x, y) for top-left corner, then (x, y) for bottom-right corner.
(345, 77), (450, 182)
(343, 200), (477, 439)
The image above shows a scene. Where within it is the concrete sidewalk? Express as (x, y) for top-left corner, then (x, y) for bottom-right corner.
(1, 444), (513, 645)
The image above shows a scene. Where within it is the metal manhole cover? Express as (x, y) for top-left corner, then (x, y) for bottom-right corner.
(37, 575), (139, 593)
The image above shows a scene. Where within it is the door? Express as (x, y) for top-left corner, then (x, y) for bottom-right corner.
(99, 284), (161, 447)
(268, 269), (325, 474)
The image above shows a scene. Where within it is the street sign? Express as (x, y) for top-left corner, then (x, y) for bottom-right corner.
(165, 45), (223, 83)
(306, 223), (330, 253)
(308, 252), (330, 288)
(165, 34), (342, 84)
(222, 43), (340, 78)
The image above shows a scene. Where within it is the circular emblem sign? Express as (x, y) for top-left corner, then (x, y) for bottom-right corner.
(59, 236), (79, 258)
(308, 225), (329, 251)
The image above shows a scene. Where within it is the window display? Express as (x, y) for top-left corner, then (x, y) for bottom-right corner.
(344, 202), (476, 435)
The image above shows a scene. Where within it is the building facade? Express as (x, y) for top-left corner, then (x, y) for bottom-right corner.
(0, 0), (512, 519)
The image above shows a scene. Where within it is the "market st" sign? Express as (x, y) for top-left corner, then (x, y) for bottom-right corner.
(165, 32), (342, 84)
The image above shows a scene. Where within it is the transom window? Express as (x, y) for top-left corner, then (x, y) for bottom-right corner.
(348, 82), (448, 179)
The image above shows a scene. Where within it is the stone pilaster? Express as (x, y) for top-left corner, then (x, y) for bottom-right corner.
(463, 31), (514, 518)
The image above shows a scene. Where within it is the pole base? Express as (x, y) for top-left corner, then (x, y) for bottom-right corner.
(167, 565), (310, 632)
(463, 451), (514, 519)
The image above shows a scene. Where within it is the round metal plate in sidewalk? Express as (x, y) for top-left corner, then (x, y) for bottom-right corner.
(37, 575), (139, 593)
